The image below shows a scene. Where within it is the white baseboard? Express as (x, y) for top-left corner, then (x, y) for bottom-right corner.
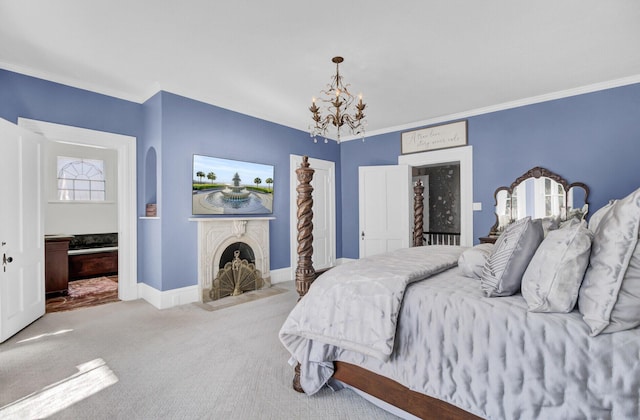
(136, 261), (357, 308)
(270, 267), (293, 284)
(137, 282), (199, 309)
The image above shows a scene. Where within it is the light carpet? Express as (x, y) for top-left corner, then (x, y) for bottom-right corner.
(0, 281), (399, 419)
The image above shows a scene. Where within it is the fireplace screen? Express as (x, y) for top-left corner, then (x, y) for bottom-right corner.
(210, 242), (262, 300)
(218, 242), (255, 269)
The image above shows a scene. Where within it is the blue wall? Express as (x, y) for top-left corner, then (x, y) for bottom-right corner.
(339, 83), (640, 258)
(340, 132), (401, 259)
(471, 85), (640, 237)
(0, 69), (141, 138)
(3, 68), (639, 291)
(138, 92), (163, 290)
(144, 92), (340, 290)
(0, 70), (340, 292)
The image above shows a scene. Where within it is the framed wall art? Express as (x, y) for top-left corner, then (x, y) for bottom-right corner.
(401, 120), (467, 155)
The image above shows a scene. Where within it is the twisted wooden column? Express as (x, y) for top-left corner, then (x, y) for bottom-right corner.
(413, 179), (425, 247)
(295, 156), (316, 299)
(293, 156), (315, 393)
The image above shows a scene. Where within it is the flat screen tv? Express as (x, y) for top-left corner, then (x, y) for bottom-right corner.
(192, 154), (274, 215)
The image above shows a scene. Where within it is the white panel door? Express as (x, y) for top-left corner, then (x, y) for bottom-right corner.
(359, 165), (411, 258)
(0, 118), (45, 343)
(309, 163), (333, 270)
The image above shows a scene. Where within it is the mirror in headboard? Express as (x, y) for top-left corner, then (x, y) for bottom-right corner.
(489, 166), (590, 235)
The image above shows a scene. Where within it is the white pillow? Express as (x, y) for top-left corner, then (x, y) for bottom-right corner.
(480, 217), (544, 297)
(458, 243), (495, 279)
(522, 220), (592, 313)
(578, 188), (640, 336)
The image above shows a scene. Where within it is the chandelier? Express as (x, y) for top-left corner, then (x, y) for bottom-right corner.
(309, 56), (366, 143)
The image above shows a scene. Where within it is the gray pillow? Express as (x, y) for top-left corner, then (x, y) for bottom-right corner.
(458, 243), (495, 279)
(605, 233), (640, 333)
(480, 217), (544, 297)
(537, 215), (561, 238)
(522, 220), (593, 313)
(578, 188), (640, 336)
(587, 199), (616, 233)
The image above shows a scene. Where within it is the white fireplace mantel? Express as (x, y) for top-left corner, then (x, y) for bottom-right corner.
(189, 217), (274, 302)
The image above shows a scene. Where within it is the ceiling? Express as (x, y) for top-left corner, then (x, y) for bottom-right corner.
(2, 1), (640, 140)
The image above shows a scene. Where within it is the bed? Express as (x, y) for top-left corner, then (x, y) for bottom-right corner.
(280, 159), (640, 419)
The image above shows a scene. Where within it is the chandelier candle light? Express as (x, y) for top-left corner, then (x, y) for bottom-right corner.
(309, 56), (366, 143)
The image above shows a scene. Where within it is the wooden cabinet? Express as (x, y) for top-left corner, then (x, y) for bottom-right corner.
(45, 236), (73, 295)
(68, 251), (118, 280)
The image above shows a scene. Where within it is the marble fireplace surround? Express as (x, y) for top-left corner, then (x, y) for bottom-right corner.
(190, 217), (273, 302)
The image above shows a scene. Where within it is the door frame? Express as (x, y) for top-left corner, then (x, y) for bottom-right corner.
(18, 118), (138, 301)
(398, 146), (473, 247)
(289, 155), (336, 277)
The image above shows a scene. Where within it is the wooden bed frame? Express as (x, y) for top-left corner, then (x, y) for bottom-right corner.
(292, 156), (482, 420)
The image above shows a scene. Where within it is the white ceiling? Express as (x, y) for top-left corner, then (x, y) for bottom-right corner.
(2, 1), (640, 139)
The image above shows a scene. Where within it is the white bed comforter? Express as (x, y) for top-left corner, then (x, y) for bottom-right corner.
(280, 247), (640, 419)
(279, 245), (463, 394)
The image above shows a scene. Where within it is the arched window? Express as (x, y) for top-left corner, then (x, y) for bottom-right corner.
(57, 156), (105, 201)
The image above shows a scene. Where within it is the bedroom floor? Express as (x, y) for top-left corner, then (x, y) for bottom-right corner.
(45, 275), (119, 313)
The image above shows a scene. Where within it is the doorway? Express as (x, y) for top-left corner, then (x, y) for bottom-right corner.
(413, 163), (461, 245)
(17, 118), (137, 309)
(399, 146), (473, 247)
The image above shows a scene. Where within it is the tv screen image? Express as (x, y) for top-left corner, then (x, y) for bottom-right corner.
(192, 154), (274, 215)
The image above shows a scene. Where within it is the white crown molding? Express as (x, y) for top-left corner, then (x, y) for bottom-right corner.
(0, 61), (159, 104)
(340, 74), (640, 142)
(4, 60), (639, 138)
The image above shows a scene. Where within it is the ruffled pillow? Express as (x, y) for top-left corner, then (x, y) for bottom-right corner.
(480, 217), (544, 297)
(458, 243), (495, 279)
(578, 188), (640, 336)
(522, 220), (592, 313)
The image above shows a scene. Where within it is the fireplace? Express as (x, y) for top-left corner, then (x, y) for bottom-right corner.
(191, 217), (272, 302)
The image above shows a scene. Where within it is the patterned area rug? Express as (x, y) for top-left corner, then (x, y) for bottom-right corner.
(46, 275), (119, 313)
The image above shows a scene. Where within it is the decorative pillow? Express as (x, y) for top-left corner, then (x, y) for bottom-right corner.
(587, 199), (616, 233)
(559, 216), (581, 230)
(538, 215), (561, 237)
(605, 230), (640, 333)
(566, 203), (589, 222)
(578, 188), (640, 336)
(521, 220), (592, 313)
(458, 243), (495, 279)
(480, 217), (544, 297)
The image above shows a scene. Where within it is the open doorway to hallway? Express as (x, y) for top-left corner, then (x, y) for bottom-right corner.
(398, 146), (473, 247)
(412, 163), (461, 245)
